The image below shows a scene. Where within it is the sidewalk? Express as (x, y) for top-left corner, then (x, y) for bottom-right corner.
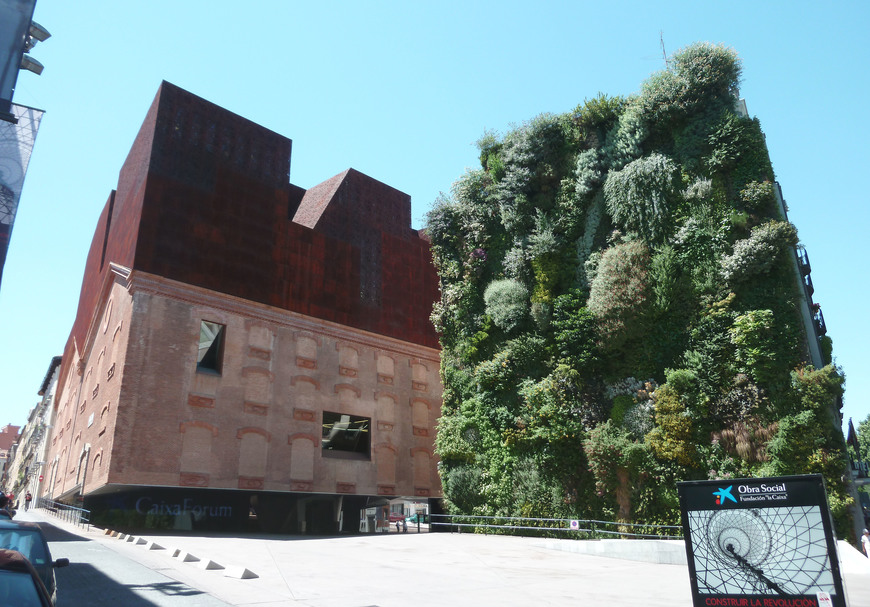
(19, 508), (870, 607)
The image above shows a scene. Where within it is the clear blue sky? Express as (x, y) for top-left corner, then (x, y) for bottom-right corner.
(1, 1), (868, 435)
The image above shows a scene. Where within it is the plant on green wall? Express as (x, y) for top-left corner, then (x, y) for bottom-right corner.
(483, 279), (529, 333)
(721, 220), (799, 284)
(603, 153), (683, 244)
(587, 239), (651, 351)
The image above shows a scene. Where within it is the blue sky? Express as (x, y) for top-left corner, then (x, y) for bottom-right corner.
(1, 0), (868, 435)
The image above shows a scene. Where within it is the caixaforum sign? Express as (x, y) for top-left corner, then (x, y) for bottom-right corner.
(678, 474), (845, 607)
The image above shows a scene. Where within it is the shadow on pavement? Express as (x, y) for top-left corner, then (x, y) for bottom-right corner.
(34, 522), (91, 543)
(56, 562), (209, 607)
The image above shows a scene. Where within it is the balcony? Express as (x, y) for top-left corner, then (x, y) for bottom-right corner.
(813, 304), (827, 336)
(803, 273), (814, 297)
(796, 247), (811, 276)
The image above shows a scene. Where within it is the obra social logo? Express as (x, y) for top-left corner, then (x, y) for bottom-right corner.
(713, 482), (788, 506)
(712, 485), (737, 506)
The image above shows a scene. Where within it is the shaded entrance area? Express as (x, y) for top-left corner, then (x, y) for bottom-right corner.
(83, 487), (435, 535)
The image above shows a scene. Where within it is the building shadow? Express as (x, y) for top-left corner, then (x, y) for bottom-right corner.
(56, 561), (209, 606)
(34, 522), (90, 543)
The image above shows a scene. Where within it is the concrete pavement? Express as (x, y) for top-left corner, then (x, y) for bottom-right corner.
(18, 508), (870, 607)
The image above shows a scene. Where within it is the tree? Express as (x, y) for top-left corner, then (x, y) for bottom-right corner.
(857, 415), (870, 463)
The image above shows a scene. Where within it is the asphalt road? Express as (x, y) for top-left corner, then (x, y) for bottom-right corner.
(35, 520), (232, 607)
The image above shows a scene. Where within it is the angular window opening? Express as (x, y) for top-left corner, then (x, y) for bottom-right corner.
(197, 320), (225, 374)
(322, 412), (370, 459)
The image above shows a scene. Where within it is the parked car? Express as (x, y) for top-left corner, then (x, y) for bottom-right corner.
(0, 520), (68, 604)
(0, 548), (53, 606)
(388, 512), (406, 522)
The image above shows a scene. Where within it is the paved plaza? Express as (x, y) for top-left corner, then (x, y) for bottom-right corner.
(19, 509), (870, 607)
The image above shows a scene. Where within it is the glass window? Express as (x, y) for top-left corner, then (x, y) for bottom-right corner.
(0, 530), (47, 566)
(322, 412), (370, 458)
(197, 321), (225, 374)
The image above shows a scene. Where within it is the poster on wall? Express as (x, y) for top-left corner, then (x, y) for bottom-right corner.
(677, 474), (846, 607)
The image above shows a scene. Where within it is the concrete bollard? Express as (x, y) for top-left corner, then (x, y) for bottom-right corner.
(175, 551), (200, 563)
(224, 566), (258, 579)
(198, 559), (224, 571)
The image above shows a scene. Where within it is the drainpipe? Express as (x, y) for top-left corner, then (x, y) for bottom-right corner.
(49, 456), (58, 499)
(78, 444), (91, 505)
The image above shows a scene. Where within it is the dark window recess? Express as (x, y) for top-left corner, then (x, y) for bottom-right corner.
(197, 321), (226, 374)
(322, 412), (370, 458)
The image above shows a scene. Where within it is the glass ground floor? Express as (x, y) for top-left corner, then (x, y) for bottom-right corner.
(82, 486), (443, 535)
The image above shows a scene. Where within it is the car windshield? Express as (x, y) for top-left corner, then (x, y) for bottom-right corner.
(0, 531), (47, 568)
(0, 569), (42, 605)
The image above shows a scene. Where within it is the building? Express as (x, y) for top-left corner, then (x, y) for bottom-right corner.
(43, 82), (442, 533)
(5, 356), (60, 505)
(0, 424), (20, 454)
(0, 424), (21, 491)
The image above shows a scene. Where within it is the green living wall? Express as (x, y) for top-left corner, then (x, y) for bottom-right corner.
(426, 43), (852, 536)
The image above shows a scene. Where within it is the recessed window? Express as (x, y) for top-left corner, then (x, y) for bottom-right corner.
(197, 320), (226, 374)
(322, 412), (370, 459)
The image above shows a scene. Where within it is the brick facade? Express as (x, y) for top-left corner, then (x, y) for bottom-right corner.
(44, 83), (442, 532)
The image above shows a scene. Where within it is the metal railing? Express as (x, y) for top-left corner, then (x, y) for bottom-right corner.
(34, 496), (91, 530)
(430, 514), (682, 540)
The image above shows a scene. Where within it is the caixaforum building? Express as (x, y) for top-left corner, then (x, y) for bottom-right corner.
(43, 82), (442, 533)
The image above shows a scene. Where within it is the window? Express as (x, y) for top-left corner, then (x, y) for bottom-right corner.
(197, 320), (225, 373)
(321, 412), (370, 458)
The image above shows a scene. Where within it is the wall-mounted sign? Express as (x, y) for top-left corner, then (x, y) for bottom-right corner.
(86, 487), (249, 532)
(678, 474), (846, 607)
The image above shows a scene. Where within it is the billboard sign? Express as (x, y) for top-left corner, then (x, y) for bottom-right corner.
(678, 474), (846, 607)
(0, 101), (42, 286)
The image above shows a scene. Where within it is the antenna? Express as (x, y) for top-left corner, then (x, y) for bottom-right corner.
(660, 31), (668, 67)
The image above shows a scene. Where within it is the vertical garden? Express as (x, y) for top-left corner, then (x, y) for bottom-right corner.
(426, 43), (852, 535)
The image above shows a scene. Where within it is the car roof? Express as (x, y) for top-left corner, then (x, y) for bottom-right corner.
(0, 520), (43, 533)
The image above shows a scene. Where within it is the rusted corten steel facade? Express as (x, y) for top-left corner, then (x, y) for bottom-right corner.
(44, 82), (442, 533)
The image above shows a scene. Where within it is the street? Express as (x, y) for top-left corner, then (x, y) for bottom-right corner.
(21, 514), (230, 607)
